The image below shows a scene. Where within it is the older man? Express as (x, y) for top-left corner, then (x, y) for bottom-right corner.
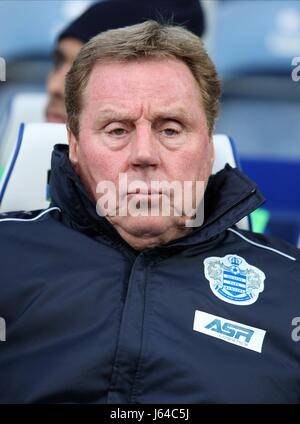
(0, 21), (300, 404)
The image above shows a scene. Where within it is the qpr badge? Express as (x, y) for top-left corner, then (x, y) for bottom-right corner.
(203, 254), (265, 306)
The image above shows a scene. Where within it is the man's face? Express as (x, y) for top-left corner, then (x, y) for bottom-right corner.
(68, 58), (214, 249)
(46, 37), (83, 123)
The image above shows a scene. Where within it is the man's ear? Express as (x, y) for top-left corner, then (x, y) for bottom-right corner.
(67, 126), (79, 169)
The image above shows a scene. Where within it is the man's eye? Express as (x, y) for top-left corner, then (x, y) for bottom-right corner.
(108, 128), (127, 136)
(54, 59), (63, 70)
(52, 51), (65, 70)
(161, 128), (180, 136)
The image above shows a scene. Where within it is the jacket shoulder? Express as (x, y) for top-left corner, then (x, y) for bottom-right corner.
(0, 209), (47, 222)
(228, 227), (300, 263)
(0, 207), (60, 228)
(0, 210), (41, 220)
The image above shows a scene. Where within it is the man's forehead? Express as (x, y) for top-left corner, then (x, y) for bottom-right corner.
(86, 57), (199, 93)
(91, 105), (194, 123)
(83, 58), (203, 115)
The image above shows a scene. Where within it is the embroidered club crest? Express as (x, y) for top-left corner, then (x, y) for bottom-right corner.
(203, 254), (265, 306)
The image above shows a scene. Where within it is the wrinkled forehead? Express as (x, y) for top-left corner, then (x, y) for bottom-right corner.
(82, 57), (204, 115)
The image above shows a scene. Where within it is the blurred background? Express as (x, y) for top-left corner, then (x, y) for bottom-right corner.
(0, 0), (299, 245)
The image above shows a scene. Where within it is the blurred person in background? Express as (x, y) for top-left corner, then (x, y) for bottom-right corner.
(45, 0), (205, 123)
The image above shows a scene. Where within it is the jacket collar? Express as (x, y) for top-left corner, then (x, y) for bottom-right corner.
(49, 144), (265, 250)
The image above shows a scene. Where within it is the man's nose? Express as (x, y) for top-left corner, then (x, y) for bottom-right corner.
(128, 126), (161, 168)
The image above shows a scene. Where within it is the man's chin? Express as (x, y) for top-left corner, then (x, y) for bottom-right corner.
(109, 215), (186, 238)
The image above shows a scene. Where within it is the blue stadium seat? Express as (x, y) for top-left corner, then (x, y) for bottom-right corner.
(0, 92), (47, 179)
(214, 0), (300, 77)
(214, 0), (300, 246)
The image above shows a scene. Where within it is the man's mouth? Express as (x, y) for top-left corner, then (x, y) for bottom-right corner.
(127, 188), (164, 195)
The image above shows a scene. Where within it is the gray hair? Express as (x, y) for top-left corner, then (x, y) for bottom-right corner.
(65, 20), (221, 138)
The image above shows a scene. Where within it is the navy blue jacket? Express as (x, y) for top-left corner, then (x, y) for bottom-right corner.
(0, 145), (300, 404)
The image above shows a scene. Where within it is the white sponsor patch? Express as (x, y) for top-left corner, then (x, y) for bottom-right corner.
(193, 310), (266, 353)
